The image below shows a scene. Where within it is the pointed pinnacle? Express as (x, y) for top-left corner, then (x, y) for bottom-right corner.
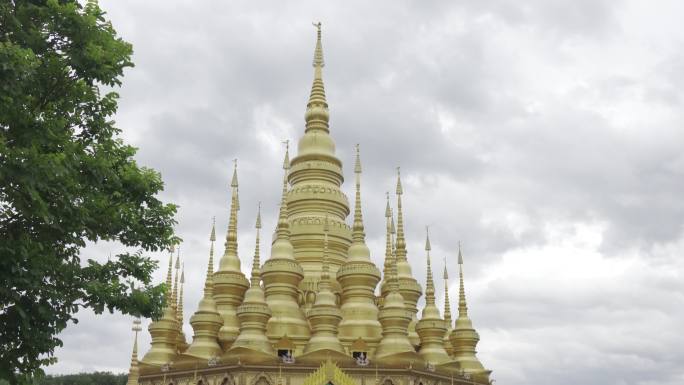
(424, 228), (436, 305)
(252, 203), (262, 283)
(205, 220), (216, 294)
(385, 192), (391, 218)
(208, 218), (215, 276)
(390, 209), (396, 236)
(396, 167), (403, 195)
(354, 144), (362, 174)
(225, 159), (240, 255)
(180, 263), (185, 283)
(425, 226), (431, 252)
(312, 22), (324, 68)
(443, 257), (449, 280)
(458, 245), (469, 317)
(276, 144), (291, 239)
(282, 140), (290, 170)
(165, 253), (173, 291)
(231, 159), (238, 188)
(256, 202), (262, 229)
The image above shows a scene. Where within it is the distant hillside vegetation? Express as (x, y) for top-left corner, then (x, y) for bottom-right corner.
(10, 372), (128, 385)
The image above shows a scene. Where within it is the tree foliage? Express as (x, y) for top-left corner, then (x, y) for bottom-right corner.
(0, 1), (178, 383)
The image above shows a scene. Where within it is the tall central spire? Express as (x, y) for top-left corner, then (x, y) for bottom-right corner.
(224, 160), (240, 261)
(287, 22), (352, 307)
(306, 22), (328, 134)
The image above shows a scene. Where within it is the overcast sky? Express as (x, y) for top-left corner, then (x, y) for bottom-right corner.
(48, 1), (684, 384)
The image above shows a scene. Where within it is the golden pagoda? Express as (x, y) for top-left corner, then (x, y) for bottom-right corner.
(132, 23), (492, 385)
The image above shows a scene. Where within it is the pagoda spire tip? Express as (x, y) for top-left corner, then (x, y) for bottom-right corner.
(425, 226), (431, 252)
(312, 22), (324, 68)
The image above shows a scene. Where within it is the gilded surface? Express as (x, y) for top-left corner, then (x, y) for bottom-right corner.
(131, 23), (492, 385)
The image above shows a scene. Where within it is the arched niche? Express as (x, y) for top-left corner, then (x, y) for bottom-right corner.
(250, 372), (275, 385)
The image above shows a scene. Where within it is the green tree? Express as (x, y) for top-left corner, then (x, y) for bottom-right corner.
(0, 1), (178, 383)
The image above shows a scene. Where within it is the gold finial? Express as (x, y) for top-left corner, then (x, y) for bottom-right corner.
(232, 159), (240, 211)
(383, 193), (393, 280)
(425, 226), (431, 252)
(351, 144), (365, 242)
(458, 242), (468, 317)
(172, 248), (180, 307)
(256, 201), (262, 230)
(202, 220), (218, 301)
(312, 22), (324, 68)
(305, 23), (329, 134)
(384, 204), (399, 292)
(443, 257), (452, 326)
(231, 159), (238, 188)
(282, 140), (290, 170)
(178, 263), (185, 324)
(224, 159), (239, 256)
(165, 252), (173, 296)
(390, 208), (396, 264)
(276, 143), (291, 239)
(424, 227), (435, 305)
(251, 203), (262, 285)
(385, 192), (391, 217)
(390, 208), (396, 237)
(208, 218), (216, 277)
(394, 167), (407, 264)
(127, 318), (142, 385)
(172, 249), (181, 324)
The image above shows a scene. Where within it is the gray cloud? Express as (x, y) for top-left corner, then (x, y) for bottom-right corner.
(47, 1), (684, 385)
